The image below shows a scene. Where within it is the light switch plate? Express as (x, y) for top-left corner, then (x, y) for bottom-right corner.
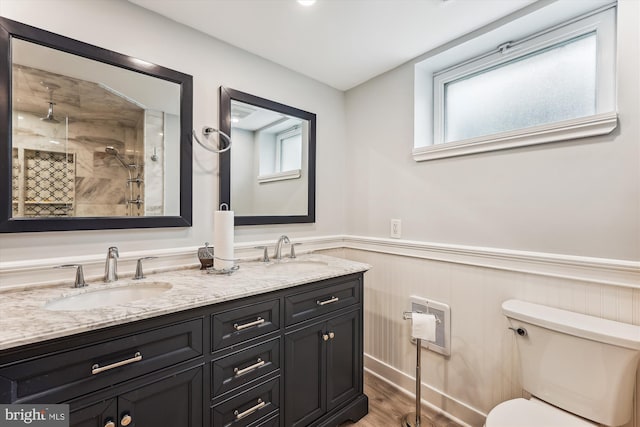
(390, 219), (401, 238)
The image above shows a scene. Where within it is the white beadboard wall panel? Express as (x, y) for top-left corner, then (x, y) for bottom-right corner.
(334, 247), (640, 426)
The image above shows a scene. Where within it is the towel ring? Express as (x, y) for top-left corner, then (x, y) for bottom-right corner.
(192, 126), (232, 153)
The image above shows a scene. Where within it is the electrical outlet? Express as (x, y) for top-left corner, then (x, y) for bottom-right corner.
(390, 219), (401, 238)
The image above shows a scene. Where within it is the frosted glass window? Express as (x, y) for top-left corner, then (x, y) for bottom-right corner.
(280, 133), (302, 172)
(444, 34), (596, 143)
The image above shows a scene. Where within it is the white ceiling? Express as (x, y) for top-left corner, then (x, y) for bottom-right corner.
(128, 0), (536, 91)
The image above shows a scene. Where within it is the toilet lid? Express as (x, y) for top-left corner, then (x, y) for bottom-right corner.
(486, 398), (597, 427)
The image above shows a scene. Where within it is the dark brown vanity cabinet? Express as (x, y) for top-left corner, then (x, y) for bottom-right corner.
(69, 365), (203, 427)
(0, 317), (205, 427)
(284, 278), (366, 427)
(0, 272), (367, 427)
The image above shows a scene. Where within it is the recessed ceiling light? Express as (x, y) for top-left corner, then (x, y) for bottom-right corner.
(297, 0), (316, 6)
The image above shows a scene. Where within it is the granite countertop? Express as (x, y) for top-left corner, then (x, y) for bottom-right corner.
(0, 254), (370, 351)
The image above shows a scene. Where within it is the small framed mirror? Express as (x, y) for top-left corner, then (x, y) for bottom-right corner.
(219, 87), (316, 225)
(0, 17), (193, 232)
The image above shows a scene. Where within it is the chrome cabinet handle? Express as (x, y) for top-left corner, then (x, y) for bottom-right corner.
(322, 333), (329, 341)
(104, 421), (115, 427)
(317, 296), (339, 306)
(234, 398), (266, 420)
(329, 331), (335, 339)
(120, 414), (132, 426)
(234, 358), (265, 377)
(234, 317), (265, 331)
(91, 352), (142, 375)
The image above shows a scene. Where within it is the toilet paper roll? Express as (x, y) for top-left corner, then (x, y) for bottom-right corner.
(412, 313), (436, 342)
(213, 209), (234, 270)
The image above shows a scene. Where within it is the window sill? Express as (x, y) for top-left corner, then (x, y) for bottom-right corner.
(413, 111), (618, 162)
(257, 169), (301, 183)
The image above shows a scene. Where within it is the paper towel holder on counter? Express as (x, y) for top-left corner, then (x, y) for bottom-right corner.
(206, 258), (240, 275)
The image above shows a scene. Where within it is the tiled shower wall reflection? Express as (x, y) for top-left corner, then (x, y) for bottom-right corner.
(12, 111), (143, 217)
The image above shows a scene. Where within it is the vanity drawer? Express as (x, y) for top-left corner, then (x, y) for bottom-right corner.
(211, 377), (280, 427)
(212, 299), (280, 352)
(212, 337), (280, 399)
(285, 277), (361, 326)
(0, 318), (203, 403)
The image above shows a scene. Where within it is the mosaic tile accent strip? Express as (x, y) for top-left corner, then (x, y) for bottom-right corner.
(11, 148), (19, 217)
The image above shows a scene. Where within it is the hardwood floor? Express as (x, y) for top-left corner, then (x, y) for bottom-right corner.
(341, 372), (463, 427)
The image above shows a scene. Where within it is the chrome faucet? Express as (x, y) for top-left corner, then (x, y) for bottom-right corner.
(104, 246), (119, 282)
(273, 235), (291, 260)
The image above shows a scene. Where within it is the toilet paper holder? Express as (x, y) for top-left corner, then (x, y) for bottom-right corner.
(402, 311), (442, 323)
(401, 310), (442, 427)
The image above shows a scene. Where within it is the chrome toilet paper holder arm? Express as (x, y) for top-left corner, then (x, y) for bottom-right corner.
(402, 311), (442, 323)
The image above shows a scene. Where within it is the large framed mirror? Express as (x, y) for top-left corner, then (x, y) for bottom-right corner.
(219, 87), (316, 225)
(0, 17), (193, 233)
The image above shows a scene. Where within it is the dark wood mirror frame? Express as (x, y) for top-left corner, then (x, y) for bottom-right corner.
(0, 17), (193, 233)
(219, 87), (316, 226)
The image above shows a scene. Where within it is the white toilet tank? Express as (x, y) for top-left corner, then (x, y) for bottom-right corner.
(502, 300), (640, 427)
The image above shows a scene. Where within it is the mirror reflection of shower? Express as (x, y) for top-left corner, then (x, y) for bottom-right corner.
(40, 81), (61, 123)
(105, 146), (144, 216)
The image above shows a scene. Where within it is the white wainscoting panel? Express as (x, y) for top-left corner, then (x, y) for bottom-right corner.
(323, 247), (640, 427)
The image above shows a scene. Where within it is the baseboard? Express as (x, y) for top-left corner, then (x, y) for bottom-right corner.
(364, 353), (486, 427)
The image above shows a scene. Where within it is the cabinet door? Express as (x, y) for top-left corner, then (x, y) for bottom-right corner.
(117, 366), (203, 427)
(70, 399), (117, 427)
(284, 322), (326, 427)
(326, 309), (360, 412)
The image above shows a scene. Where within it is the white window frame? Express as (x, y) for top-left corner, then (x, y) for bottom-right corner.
(413, 4), (617, 162)
(275, 126), (302, 173)
(257, 126), (302, 183)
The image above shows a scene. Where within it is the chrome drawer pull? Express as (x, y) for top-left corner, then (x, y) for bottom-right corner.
(234, 358), (265, 377)
(234, 317), (264, 331)
(91, 352), (142, 375)
(316, 296), (339, 306)
(234, 398), (265, 420)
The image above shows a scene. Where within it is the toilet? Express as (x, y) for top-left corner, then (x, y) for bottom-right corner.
(486, 299), (640, 427)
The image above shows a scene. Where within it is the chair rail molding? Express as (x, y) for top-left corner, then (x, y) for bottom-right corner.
(1, 234), (637, 289)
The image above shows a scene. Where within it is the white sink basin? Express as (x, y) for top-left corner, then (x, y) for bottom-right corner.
(44, 282), (172, 311)
(264, 260), (329, 274)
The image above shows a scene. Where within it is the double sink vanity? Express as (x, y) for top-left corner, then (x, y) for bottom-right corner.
(0, 254), (370, 427)
(0, 12), (363, 427)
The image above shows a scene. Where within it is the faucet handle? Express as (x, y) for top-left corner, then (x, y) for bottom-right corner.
(255, 246), (270, 263)
(134, 257), (157, 280)
(290, 243), (302, 259)
(55, 264), (88, 288)
(108, 246), (119, 258)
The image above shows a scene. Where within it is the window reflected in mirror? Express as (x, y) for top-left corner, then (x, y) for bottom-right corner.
(11, 38), (181, 218)
(229, 100), (309, 216)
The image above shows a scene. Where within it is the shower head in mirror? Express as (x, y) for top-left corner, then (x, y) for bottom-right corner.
(39, 81), (61, 123)
(40, 101), (60, 123)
